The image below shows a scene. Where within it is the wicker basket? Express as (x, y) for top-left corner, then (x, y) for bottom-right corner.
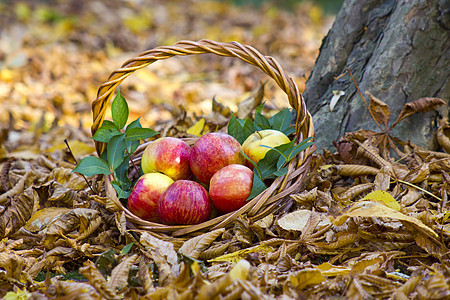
(91, 39), (315, 238)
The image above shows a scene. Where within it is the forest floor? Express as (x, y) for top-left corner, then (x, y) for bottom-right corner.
(0, 0), (449, 299)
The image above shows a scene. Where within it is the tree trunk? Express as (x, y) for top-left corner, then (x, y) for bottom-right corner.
(303, 0), (449, 151)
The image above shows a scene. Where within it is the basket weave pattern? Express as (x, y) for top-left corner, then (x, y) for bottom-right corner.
(91, 39), (315, 237)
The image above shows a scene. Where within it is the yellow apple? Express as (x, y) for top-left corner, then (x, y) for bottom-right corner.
(242, 129), (291, 164)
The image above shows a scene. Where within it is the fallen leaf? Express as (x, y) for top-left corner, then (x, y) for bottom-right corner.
(179, 228), (225, 259)
(290, 268), (325, 290)
(362, 190), (400, 211)
(186, 118), (205, 136)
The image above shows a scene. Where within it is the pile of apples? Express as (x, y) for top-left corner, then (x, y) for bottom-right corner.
(127, 130), (290, 225)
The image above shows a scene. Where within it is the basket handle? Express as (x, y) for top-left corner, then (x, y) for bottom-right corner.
(91, 39), (313, 154)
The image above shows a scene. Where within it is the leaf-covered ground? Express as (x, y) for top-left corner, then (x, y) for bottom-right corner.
(1, 0), (449, 299)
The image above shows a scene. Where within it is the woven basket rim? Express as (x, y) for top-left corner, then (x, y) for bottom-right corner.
(91, 39), (315, 238)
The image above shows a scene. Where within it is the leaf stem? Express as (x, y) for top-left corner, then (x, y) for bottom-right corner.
(126, 149), (140, 175)
(347, 68), (383, 131)
(64, 139), (95, 194)
(397, 179), (442, 201)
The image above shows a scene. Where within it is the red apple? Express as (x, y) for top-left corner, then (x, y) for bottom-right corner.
(141, 137), (192, 181)
(157, 180), (211, 225)
(209, 164), (253, 214)
(127, 173), (174, 222)
(190, 132), (245, 185)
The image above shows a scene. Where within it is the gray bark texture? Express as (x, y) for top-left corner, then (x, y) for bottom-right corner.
(303, 0), (449, 151)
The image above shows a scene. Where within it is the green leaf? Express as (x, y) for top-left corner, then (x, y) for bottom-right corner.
(125, 127), (159, 142)
(92, 121), (121, 143)
(247, 173), (267, 201)
(276, 140), (296, 170)
(273, 167), (288, 177)
(111, 181), (131, 199)
(260, 144), (289, 163)
(254, 103), (271, 131)
(114, 157), (131, 190)
(72, 156), (111, 177)
(127, 117), (142, 130)
(283, 126), (296, 136)
(258, 149), (282, 180)
(127, 140), (140, 155)
(239, 150), (261, 178)
(227, 114), (254, 144)
(107, 134), (127, 171)
(95, 249), (116, 277)
(101, 120), (118, 129)
(269, 108), (292, 132)
(112, 90), (129, 129)
(258, 141), (295, 179)
(287, 137), (314, 161)
(121, 243), (134, 255)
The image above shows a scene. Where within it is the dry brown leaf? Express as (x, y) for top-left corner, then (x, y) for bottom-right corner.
(399, 188), (423, 206)
(401, 163), (430, 184)
(350, 254), (384, 275)
(333, 164), (380, 176)
(140, 232), (179, 286)
(0, 170), (30, 205)
(356, 139), (392, 170)
(179, 228), (225, 259)
(0, 157), (13, 192)
(138, 256), (154, 294)
(44, 208), (100, 244)
(108, 254), (138, 293)
(79, 260), (119, 300)
(291, 187), (319, 203)
(336, 183), (375, 201)
(0, 186), (35, 238)
(391, 97), (446, 129)
(199, 242), (230, 260)
(436, 119), (450, 154)
(315, 231), (360, 250)
(236, 81), (266, 119)
(46, 167), (87, 190)
(197, 273), (233, 300)
(390, 270), (424, 300)
(49, 278), (100, 300)
(333, 201), (438, 240)
(374, 167), (391, 190)
(105, 176), (123, 213)
(366, 91), (391, 130)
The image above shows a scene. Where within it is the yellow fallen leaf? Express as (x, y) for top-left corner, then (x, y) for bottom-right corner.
(334, 201), (438, 239)
(186, 118), (205, 136)
(351, 255), (384, 275)
(3, 288), (31, 300)
(290, 268), (325, 290)
(47, 140), (95, 156)
(316, 262), (351, 276)
(208, 245), (273, 263)
(363, 190), (401, 211)
(229, 259), (251, 280)
(24, 207), (72, 232)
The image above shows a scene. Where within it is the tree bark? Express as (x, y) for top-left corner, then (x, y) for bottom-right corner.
(303, 0), (449, 151)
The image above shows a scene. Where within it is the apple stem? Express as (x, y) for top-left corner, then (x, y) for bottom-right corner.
(256, 131), (263, 139)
